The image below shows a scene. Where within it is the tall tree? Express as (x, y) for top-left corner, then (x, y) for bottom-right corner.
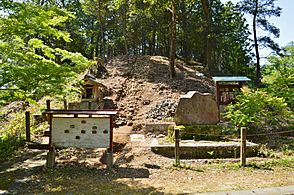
(200, 0), (213, 72)
(214, 1), (252, 75)
(238, 0), (281, 86)
(169, 0), (177, 78)
(22, 0), (253, 78)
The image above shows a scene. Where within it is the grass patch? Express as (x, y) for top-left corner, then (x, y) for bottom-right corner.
(171, 163), (204, 172)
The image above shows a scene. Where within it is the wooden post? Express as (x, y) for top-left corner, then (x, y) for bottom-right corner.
(46, 114), (55, 168)
(106, 115), (114, 170)
(63, 100), (67, 110)
(46, 148), (56, 168)
(174, 127), (180, 166)
(25, 111), (30, 142)
(240, 127), (247, 167)
(46, 100), (51, 110)
(88, 101), (92, 110)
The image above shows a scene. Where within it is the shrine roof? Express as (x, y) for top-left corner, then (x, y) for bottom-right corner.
(212, 76), (251, 82)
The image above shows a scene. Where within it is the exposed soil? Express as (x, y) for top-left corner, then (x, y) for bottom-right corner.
(96, 55), (214, 126)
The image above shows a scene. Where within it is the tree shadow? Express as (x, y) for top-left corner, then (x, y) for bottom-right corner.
(0, 163), (163, 194)
(0, 147), (164, 194)
(0, 150), (46, 172)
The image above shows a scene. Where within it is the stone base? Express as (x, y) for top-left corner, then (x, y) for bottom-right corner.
(151, 139), (259, 159)
(145, 122), (175, 134)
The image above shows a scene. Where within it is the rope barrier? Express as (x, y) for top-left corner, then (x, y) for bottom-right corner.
(113, 129), (294, 137)
(247, 130), (294, 137)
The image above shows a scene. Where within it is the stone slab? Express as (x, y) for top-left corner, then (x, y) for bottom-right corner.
(174, 91), (219, 125)
(151, 140), (259, 159)
(145, 122), (175, 134)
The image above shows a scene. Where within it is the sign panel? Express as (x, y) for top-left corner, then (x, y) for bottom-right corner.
(52, 117), (110, 148)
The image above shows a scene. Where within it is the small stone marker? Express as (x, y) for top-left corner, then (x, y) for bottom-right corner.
(130, 134), (145, 142)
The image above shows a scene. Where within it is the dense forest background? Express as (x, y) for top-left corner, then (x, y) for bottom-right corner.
(0, 0), (292, 102)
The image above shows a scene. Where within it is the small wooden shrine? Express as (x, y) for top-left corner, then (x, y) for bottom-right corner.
(212, 76), (251, 117)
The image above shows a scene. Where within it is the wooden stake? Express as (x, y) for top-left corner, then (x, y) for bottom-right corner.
(25, 111), (30, 142)
(46, 114), (55, 168)
(106, 115), (114, 170)
(46, 100), (51, 110)
(240, 127), (247, 167)
(63, 100), (67, 110)
(174, 128), (180, 165)
(46, 149), (56, 168)
(88, 101), (92, 110)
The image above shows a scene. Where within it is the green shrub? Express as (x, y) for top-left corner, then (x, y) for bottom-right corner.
(225, 87), (292, 131)
(0, 112), (26, 161)
(263, 43), (294, 110)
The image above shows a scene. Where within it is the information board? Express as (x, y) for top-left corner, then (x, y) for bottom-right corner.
(52, 117), (110, 148)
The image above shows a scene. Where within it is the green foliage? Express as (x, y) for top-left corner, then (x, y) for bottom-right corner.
(0, 1), (92, 103)
(0, 112), (26, 161)
(23, 0), (253, 75)
(225, 87), (292, 129)
(258, 144), (277, 158)
(238, 0), (281, 85)
(247, 157), (294, 169)
(263, 43), (294, 110)
(280, 144), (294, 156)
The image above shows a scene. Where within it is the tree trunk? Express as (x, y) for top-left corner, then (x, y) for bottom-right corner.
(89, 20), (95, 59)
(122, 0), (129, 56)
(151, 25), (156, 55)
(201, 0), (212, 72)
(95, 0), (106, 59)
(181, 2), (190, 61)
(253, 0), (261, 87)
(169, 0), (177, 79)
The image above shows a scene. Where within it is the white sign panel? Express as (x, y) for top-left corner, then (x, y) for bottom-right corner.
(52, 117), (110, 148)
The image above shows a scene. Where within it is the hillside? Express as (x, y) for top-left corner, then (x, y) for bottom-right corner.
(94, 55), (215, 127)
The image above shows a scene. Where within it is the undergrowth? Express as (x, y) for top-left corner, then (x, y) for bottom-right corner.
(0, 99), (64, 162)
(0, 112), (27, 161)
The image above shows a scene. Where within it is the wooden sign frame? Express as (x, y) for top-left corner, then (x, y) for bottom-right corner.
(43, 110), (117, 169)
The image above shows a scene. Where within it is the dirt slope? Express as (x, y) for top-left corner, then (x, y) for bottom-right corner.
(96, 55), (214, 127)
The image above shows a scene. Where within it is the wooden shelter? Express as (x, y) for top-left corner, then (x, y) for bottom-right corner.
(212, 76), (251, 119)
(82, 74), (107, 102)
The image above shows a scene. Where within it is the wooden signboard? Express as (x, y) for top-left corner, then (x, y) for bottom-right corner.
(42, 109), (117, 169)
(52, 117), (110, 148)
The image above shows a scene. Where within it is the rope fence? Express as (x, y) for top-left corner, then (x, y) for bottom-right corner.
(113, 129), (294, 137)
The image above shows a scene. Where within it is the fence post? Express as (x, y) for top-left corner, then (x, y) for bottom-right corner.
(46, 100), (51, 110)
(240, 127), (247, 167)
(174, 127), (180, 166)
(106, 115), (114, 170)
(25, 111), (30, 142)
(88, 101), (92, 110)
(63, 100), (67, 110)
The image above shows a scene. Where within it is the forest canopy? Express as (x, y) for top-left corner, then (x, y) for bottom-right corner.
(0, 0), (288, 102)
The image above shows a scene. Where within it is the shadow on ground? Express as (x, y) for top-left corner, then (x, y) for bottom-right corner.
(0, 150), (161, 194)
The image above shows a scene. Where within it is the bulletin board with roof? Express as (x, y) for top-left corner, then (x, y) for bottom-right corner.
(212, 76), (251, 114)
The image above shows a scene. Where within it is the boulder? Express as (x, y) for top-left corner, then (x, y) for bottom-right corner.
(174, 91), (219, 125)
